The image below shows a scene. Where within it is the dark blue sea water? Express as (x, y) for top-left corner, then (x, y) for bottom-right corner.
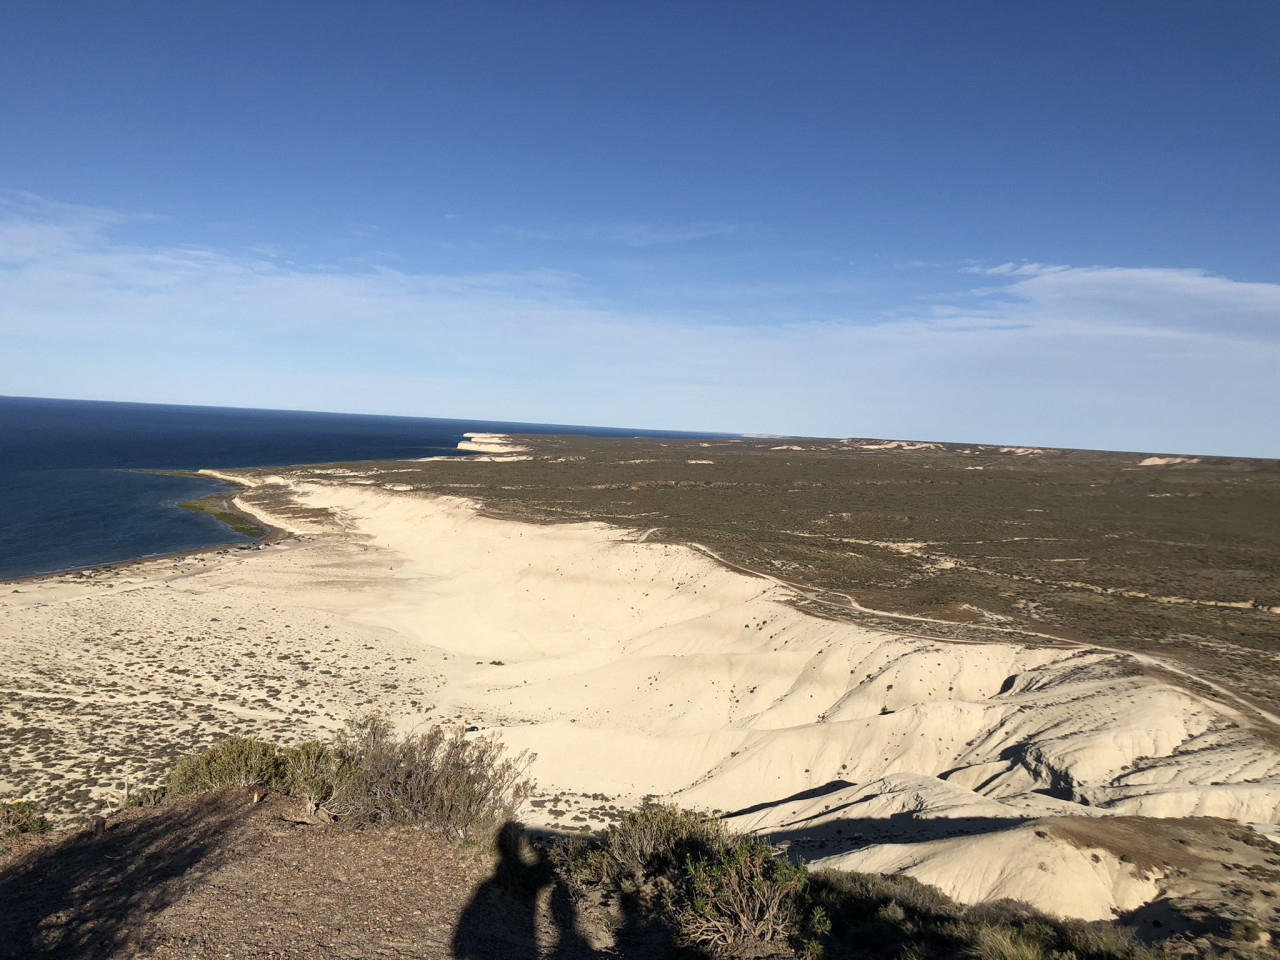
(0, 396), (714, 580)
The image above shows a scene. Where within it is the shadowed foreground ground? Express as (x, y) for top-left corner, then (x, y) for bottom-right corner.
(0, 790), (618, 960)
(6, 788), (1280, 959)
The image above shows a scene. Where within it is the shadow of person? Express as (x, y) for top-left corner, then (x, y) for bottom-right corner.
(453, 822), (600, 960)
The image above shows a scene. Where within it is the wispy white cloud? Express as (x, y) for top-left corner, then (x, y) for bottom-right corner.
(957, 262), (1280, 340)
(1, 194), (1277, 456)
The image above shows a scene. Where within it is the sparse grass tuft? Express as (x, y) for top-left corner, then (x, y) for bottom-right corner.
(966, 924), (1054, 960)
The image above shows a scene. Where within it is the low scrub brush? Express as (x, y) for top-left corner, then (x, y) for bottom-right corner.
(552, 804), (815, 956)
(166, 736), (285, 796)
(281, 739), (344, 814)
(666, 832), (809, 957)
(0, 799), (51, 837)
(326, 714), (533, 839)
(162, 714), (531, 842)
(603, 802), (729, 886)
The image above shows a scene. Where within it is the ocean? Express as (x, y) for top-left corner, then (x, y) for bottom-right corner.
(0, 396), (707, 580)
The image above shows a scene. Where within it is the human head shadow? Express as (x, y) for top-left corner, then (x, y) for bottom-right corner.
(453, 821), (604, 960)
(0, 791), (245, 959)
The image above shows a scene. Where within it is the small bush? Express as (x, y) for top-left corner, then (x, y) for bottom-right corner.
(667, 832), (807, 956)
(603, 803), (729, 886)
(124, 786), (167, 809)
(162, 714), (531, 842)
(547, 831), (610, 898)
(1229, 918), (1263, 943)
(811, 867), (961, 924)
(0, 799), (51, 837)
(551, 805), (817, 956)
(166, 736), (285, 796)
(550, 802), (728, 893)
(281, 739), (344, 813)
(326, 715), (532, 840)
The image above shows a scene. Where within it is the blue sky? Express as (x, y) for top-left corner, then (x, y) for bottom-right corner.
(2, 3), (1277, 455)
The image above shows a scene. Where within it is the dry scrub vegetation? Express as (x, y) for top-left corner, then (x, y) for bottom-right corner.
(0, 799), (50, 838)
(163, 714), (533, 841)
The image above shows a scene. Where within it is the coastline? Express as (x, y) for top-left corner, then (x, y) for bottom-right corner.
(4, 463), (1280, 923)
(0, 429), (522, 585)
(0, 474), (288, 588)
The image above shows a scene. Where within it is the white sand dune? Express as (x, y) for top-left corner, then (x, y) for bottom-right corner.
(5, 478), (1278, 922)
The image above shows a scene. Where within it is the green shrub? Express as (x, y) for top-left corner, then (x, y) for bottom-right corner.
(551, 805), (818, 956)
(165, 736), (285, 796)
(547, 831), (611, 897)
(666, 832), (808, 956)
(810, 867), (961, 924)
(0, 799), (51, 837)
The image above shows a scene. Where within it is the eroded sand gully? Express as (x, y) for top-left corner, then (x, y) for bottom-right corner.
(3, 478), (1279, 921)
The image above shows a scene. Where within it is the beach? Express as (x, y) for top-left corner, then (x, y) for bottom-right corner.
(4, 455), (1280, 923)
